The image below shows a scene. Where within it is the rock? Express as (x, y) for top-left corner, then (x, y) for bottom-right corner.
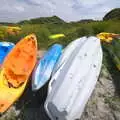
(0, 106), (17, 120)
(37, 50), (46, 59)
(113, 111), (120, 120)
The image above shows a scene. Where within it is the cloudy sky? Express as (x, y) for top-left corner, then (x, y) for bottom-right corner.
(0, 0), (120, 22)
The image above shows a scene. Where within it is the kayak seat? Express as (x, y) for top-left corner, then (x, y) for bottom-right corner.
(3, 69), (26, 88)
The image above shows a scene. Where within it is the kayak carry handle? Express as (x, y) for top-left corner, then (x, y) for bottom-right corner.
(48, 78), (56, 94)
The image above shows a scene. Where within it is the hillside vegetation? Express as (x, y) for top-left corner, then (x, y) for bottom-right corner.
(18, 16), (65, 25)
(103, 8), (120, 20)
(0, 20), (120, 49)
(0, 8), (120, 49)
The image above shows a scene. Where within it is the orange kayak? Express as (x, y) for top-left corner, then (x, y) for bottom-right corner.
(0, 34), (37, 113)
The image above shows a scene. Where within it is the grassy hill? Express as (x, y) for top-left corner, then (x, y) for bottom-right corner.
(18, 16), (65, 25)
(1, 19), (120, 49)
(0, 7), (119, 49)
(0, 9), (120, 49)
(103, 8), (120, 20)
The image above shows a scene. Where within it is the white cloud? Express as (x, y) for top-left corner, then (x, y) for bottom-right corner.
(79, 0), (106, 6)
(0, 0), (119, 22)
(14, 6), (25, 12)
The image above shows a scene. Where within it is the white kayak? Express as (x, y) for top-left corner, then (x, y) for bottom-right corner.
(44, 36), (103, 120)
(52, 36), (87, 76)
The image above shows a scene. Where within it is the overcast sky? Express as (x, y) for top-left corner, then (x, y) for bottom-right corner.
(0, 0), (120, 22)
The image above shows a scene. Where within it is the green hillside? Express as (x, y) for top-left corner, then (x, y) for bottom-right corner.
(18, 16), (65, 25)
(0, 10), (120, 50)
(1, 19), (120, 49)
(0, 7), (119, 49)
(103, 8), (120, 20)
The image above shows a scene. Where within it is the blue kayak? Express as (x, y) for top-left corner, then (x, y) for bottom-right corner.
(0, 42), (15, 65)
(32, 44), (63, 91)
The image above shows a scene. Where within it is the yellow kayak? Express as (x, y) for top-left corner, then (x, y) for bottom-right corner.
(0, 34), (37, 113)
(49, 34), (65, 39)
(97, 32), (120, 43)
(6, 26), (21, 35)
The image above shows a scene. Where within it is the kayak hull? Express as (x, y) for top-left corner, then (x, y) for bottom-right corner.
(0, 69), (27, 112)
(0, 34), (37, 113)
(0, 42), (14, 65)
(32, 44), (63, 91)
(45, 36), (103, 120)
(97, 32), (120, 43)
(52, 37), (87, 76)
